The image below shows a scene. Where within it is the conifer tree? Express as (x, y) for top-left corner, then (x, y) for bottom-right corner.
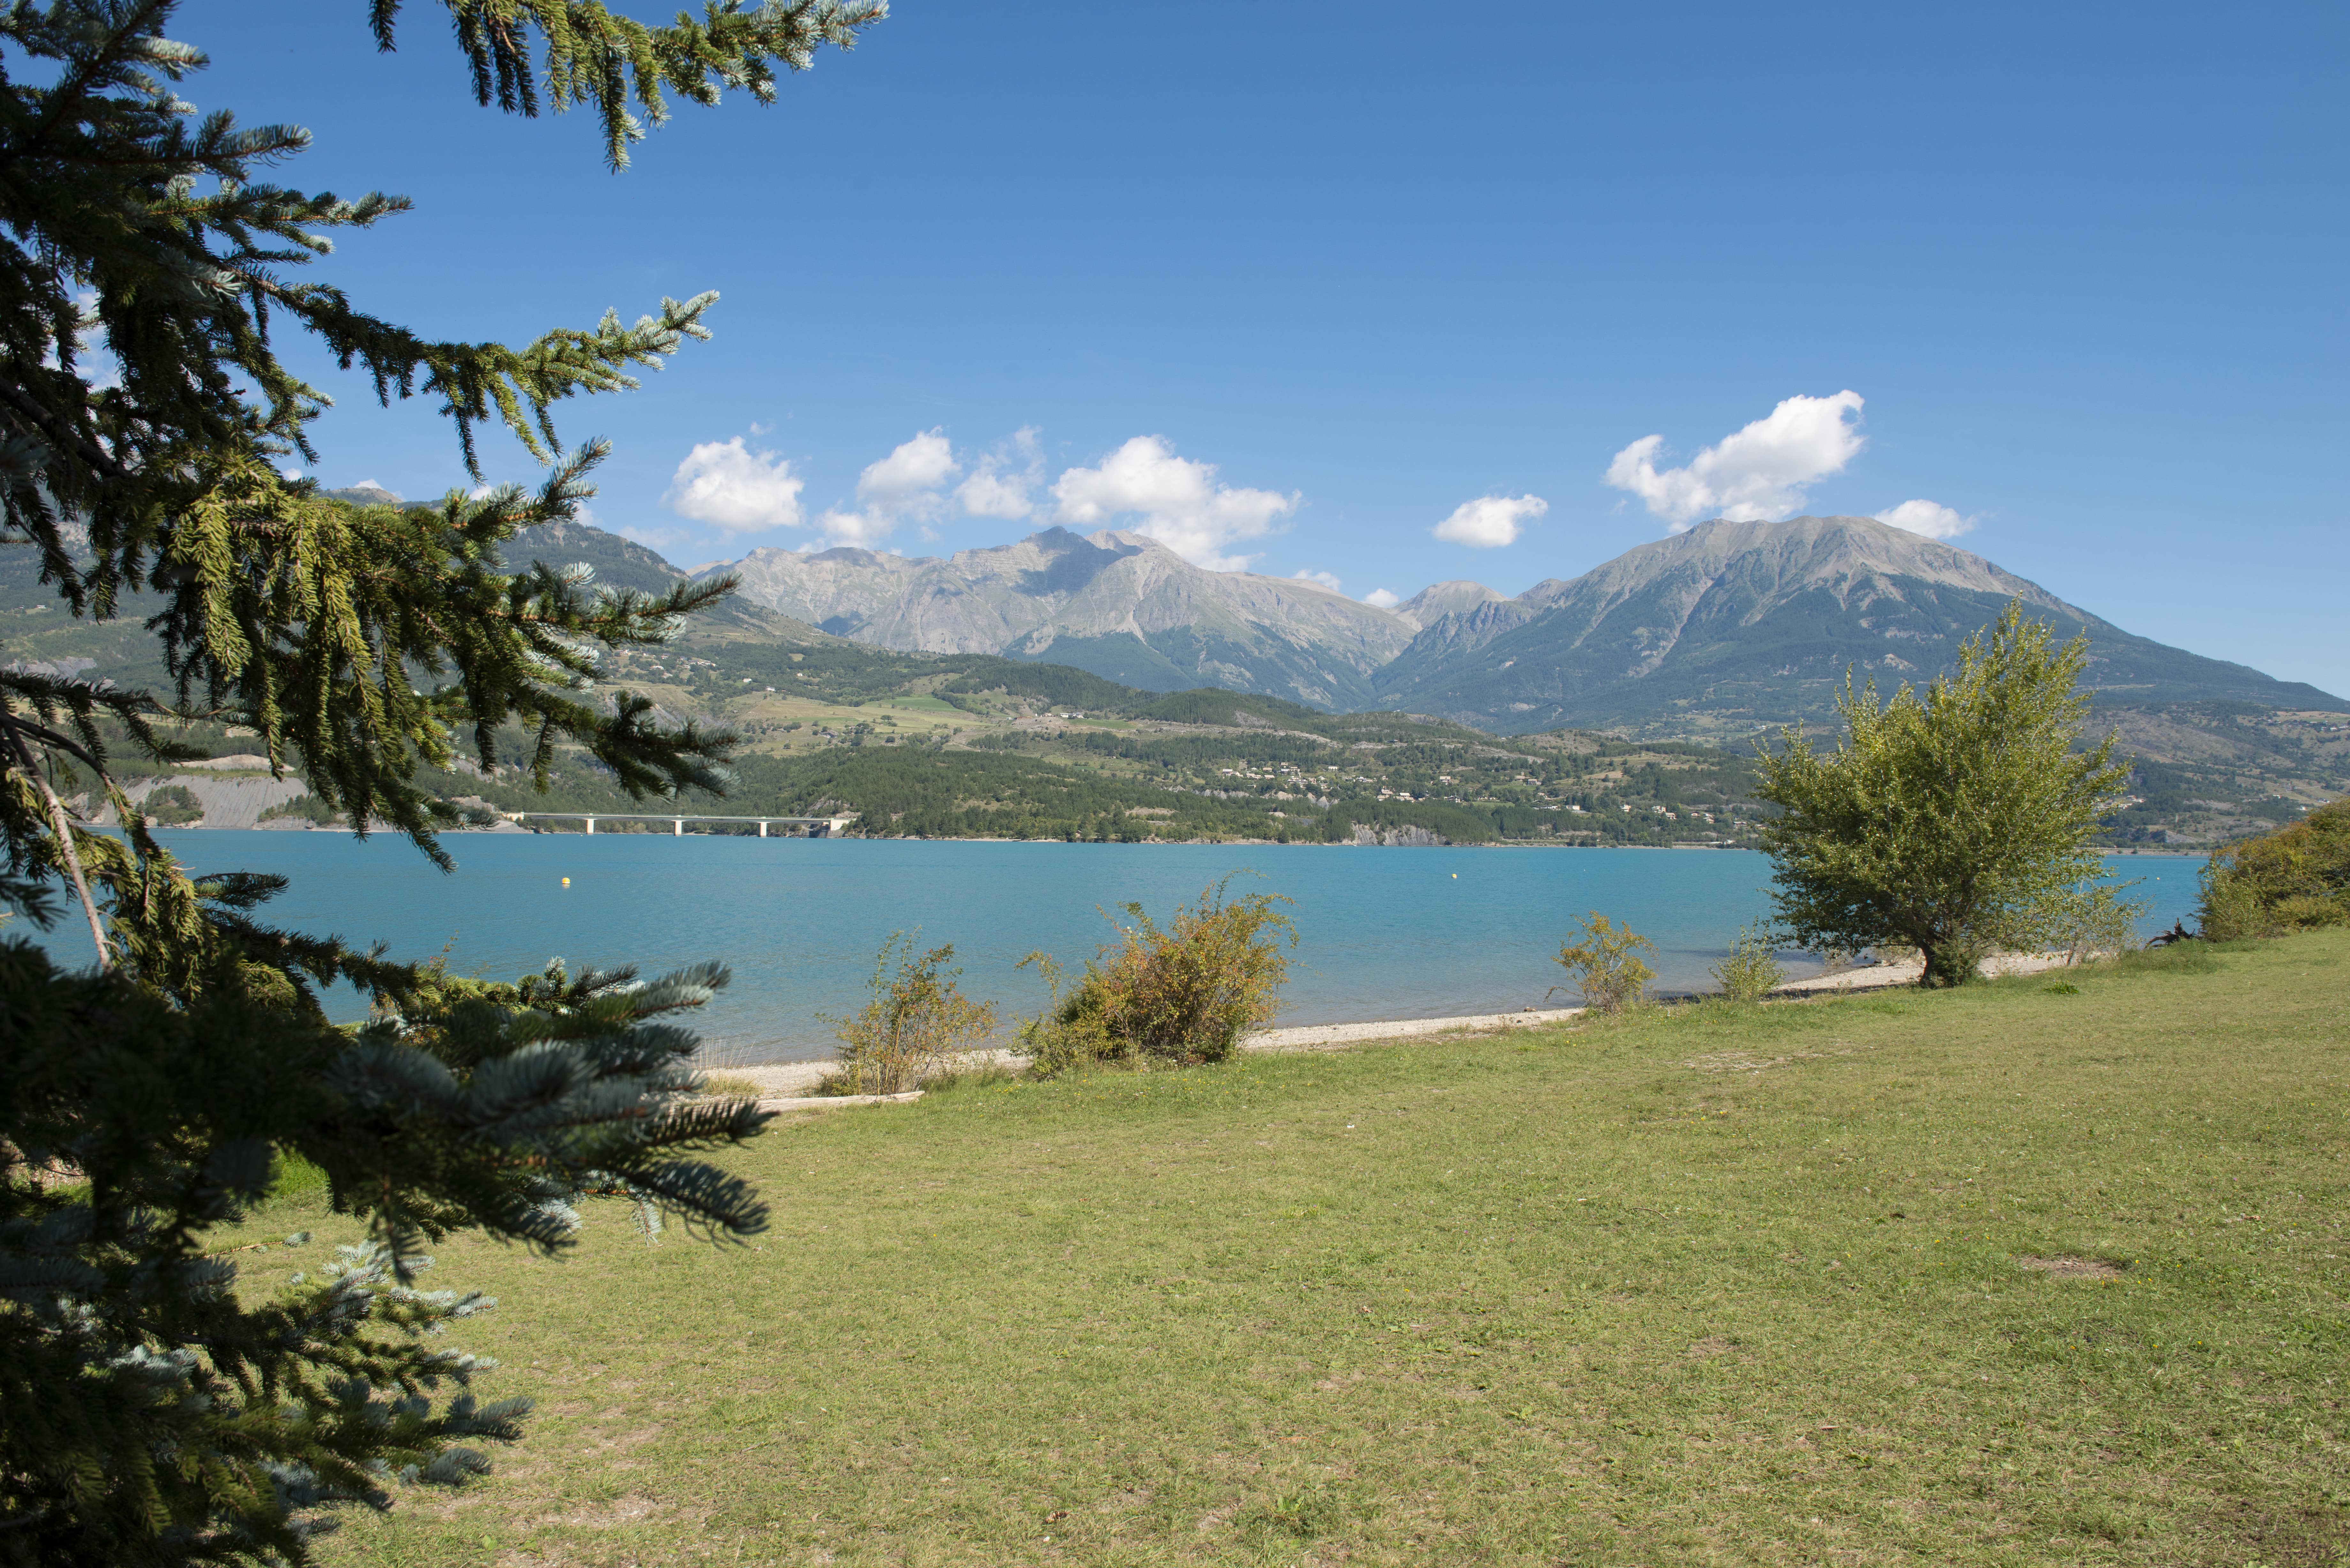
(0, 3), (883, 1561)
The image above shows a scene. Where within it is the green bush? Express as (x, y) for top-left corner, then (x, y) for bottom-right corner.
(821, 935), (999, 1095)
(258, 791), (341, 826)
(1709, 923), (1785, 1001)
(141, 782), (203, 826)
(1552, 912), (1655, 1013)
(1020, 877), (1295, 1075)
(2199, 799), (2350, 939)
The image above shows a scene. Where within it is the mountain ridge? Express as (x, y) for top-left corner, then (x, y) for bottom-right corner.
(701, 524), (1415, 706)
(1368, 515), (2344, 737)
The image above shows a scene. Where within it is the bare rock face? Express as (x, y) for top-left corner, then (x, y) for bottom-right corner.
(1351, 823), (1449, 847)
(708, 527), (1415, 709)
(1391, 580), (1506, 632)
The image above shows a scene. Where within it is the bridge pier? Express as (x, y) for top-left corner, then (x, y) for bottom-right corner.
(673, 819), (682, 836)
(585, 817), (595, 835)
(758, 820), (767, 837)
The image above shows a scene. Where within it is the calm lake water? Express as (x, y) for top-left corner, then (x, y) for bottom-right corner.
(36, 834), (2204, 1063)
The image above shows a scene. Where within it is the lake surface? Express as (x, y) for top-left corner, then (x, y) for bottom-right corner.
(32, 834), (2205, 1063)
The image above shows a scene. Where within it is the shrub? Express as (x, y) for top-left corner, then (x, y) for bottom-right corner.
(2053, 881), (2147, 965)
(1020, 877), (1295, 1075)
(1552, 912), (1655, 1013)
(1710, 923), (1785, 1001)
(2198, 799), (2350, 939)
(821, 934), (999, 1095)
(142, 782), (203, 826)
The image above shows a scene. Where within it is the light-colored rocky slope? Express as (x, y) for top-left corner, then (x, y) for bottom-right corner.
(706, 527), (1415, 708)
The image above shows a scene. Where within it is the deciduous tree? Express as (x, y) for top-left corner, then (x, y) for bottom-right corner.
(1753, 602), (2132, 987)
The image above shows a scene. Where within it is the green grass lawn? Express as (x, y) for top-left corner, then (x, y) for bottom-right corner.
(274, 931), (2350, 1567)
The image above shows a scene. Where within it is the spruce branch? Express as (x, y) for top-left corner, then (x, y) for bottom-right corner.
(368, 0), (888, 169)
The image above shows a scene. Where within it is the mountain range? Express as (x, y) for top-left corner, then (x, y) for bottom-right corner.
(706, 528), (1416, 709)
(7, 497), (2339, 847)
(1364, 516), (2346, 738)
(539, 514), (2340, 741)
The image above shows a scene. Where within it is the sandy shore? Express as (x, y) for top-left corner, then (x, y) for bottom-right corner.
(716, 1006), (1591, 1107)
(718, 952), (2089, 1110)
(1774, 950), (2075, 993)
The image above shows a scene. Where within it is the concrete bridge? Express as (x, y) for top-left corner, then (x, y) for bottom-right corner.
(507, 811), (857, 837)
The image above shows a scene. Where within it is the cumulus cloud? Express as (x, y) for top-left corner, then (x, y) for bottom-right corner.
(1433, 493), (1548, 548)
(1363, 588), (1402, 609)
(1604, 391), (1866, 529)
(956, 426), (1044, 519)
(1291, 569), (1345, 593)
(1874, 498), (1977, 539)
(817, 428), (961, 545)
(664, 436), (806, 533)
(1051, 436), (1298, 571)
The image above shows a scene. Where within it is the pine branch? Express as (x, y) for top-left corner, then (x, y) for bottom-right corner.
(370, 0), (888, 169)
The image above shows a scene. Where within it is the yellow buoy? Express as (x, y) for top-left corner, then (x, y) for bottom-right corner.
(1451, 873), (1458, 879)
(561, 877), (571, 887)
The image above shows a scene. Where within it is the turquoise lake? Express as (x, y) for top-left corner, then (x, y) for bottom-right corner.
(40, 834), (2205, 1063)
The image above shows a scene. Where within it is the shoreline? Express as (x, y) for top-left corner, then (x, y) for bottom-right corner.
(141, 823), (2211, 859)
(724, 953), (2094, 1108)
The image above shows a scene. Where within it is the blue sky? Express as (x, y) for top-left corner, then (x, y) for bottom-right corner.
(200, 2), (2345, 694)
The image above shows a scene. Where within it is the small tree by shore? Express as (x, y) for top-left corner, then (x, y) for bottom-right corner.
(1020, 877), (1295, 1074)
(1710, 923), (1785, 1001)
(822, 936), (999, 1095)
(1753, 602), (2134, 987)
(1552, 912), (1655, 1012)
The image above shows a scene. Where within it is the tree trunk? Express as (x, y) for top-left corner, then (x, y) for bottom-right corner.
(1919, 937), (1981, 988)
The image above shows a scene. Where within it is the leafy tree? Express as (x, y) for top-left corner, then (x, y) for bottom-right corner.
(1752, 602), (2132, 987)
(0, 1), (881, 1561)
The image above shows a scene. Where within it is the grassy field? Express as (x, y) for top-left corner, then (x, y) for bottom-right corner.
(264, 931), (2350, 1567)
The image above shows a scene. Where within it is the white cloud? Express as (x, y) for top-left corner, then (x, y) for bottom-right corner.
(1874, 498), (1977, 539)
(1051, 436), (1298, 571)
(817, 428), (965, 546)
(1604, 390), (1866, 529)
(956, 426), (1044, 520)
(664, 436), (805, 533)
(351, 477), (383, 491)
(1363, 588), (1402, 609)
(860, 429), (959, 513)
(1433, 493), (1548, 548)
(1291, 569), (1344, 593)
(280, 467), (303, 481)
